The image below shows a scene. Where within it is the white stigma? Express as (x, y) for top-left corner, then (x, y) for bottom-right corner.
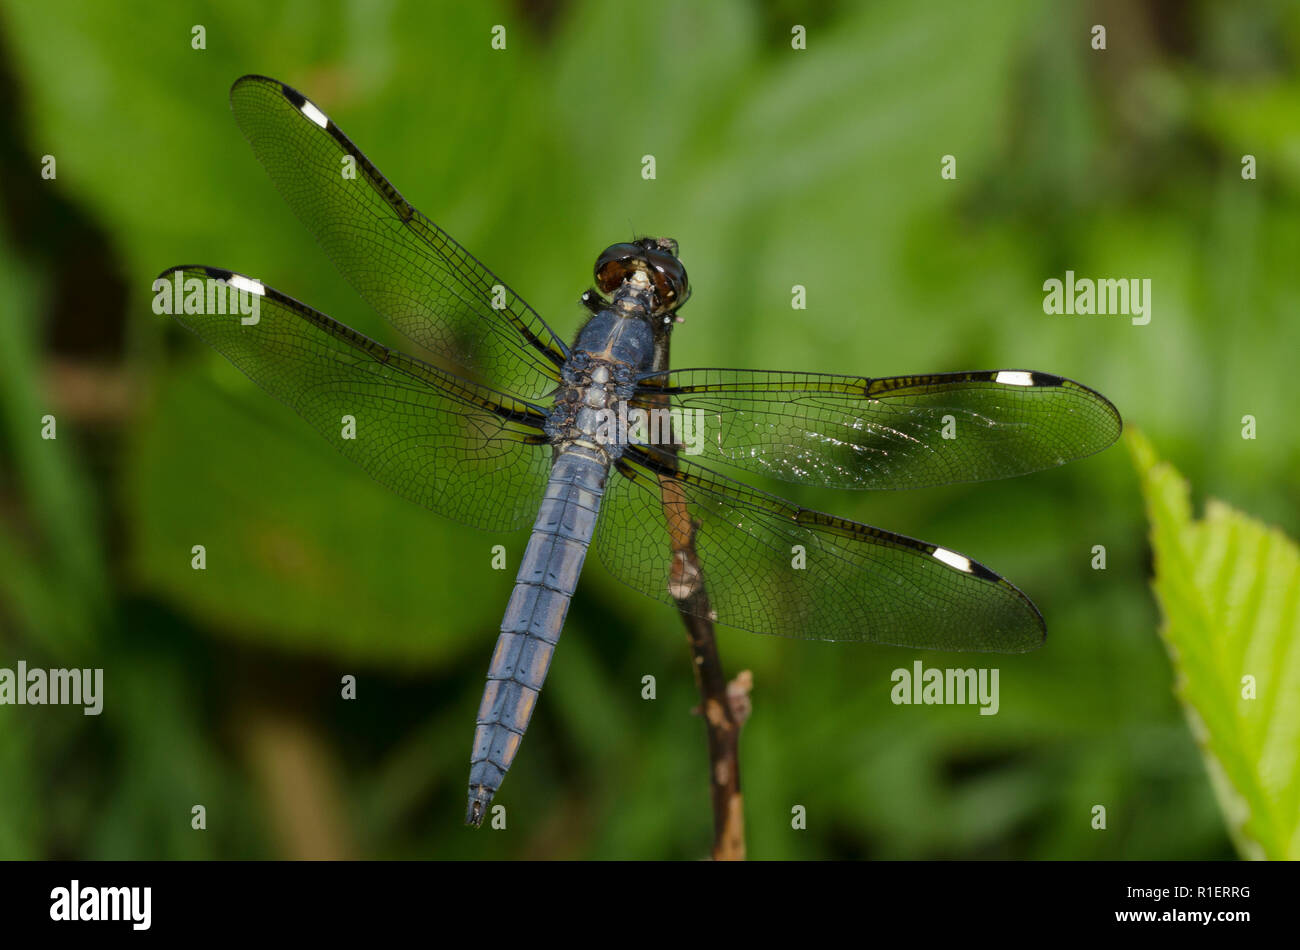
(300, 100), (328, 129)
(228, 274), (265, 296)
(932, 547), (973, 573)
(994, 371), (1034, 387)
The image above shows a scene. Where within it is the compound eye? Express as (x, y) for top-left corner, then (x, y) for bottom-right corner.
(645, 249), (688, 308)
(594, 243), (645, 293)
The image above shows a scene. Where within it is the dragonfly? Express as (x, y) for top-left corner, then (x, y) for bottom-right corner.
(157, 75), (1122, 827)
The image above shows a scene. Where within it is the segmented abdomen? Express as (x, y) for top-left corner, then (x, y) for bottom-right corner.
(466, 446), (608, 825)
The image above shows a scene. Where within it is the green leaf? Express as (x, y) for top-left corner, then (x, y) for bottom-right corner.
(1129, 428), (1300, 859)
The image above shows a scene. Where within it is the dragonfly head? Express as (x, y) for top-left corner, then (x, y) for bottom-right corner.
(593, 237), (691, 322)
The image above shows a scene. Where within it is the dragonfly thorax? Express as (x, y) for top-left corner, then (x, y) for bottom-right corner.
(547, 310), (655, 461)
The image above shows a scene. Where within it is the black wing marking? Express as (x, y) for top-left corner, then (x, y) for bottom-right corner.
(633, 368), (1121, 490)
(228, 74), (568, 401)
(156, 265), (551, 533)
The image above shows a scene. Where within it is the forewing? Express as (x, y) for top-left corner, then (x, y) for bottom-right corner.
(596, 447), (1045, 652)
(228, 74), (568, 400)
(635, 368), (1121, 490)
(158, 265), (552, 533)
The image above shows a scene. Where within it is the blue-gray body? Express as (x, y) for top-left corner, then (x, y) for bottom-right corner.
(466, 293), (659, 825)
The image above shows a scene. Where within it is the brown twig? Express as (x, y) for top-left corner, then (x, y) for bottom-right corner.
(668, 530), (749, 860)
(644, 288), (749, 860)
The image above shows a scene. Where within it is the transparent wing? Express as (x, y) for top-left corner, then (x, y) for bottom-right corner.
(158, 265), (552, 532)
(634, 368), (1121, 490)
(228, 74), (568, 401)
(595, 446), (1045, 652)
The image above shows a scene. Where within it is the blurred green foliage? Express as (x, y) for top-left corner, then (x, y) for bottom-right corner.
(1132, 429), (1299, 860)
(0, 0), (1296, 858)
